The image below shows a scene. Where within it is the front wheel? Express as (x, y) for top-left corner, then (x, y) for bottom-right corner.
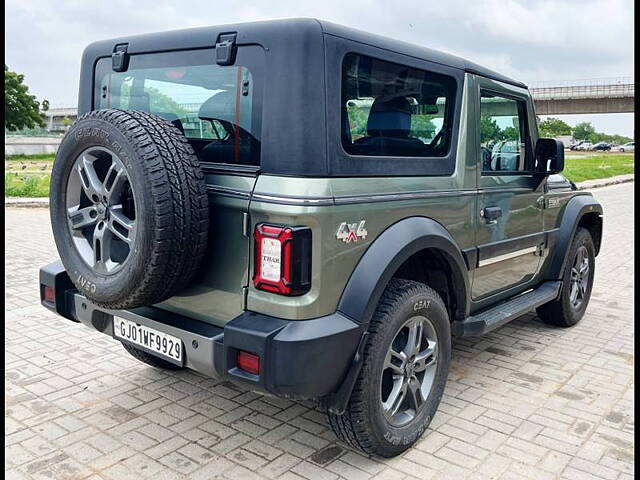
(327, 279), (451, 457)
(537, 227), (595, 327)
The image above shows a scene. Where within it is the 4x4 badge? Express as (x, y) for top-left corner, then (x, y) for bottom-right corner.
(337, 221), (368, 243)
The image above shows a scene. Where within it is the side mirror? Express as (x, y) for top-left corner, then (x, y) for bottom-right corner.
(535, 138), (564, 174)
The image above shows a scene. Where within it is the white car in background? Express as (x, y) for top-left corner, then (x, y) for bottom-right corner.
(578, 142), (593, 151)
(619, 142), (634, 152)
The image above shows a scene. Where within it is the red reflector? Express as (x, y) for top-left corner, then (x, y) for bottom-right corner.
(237, 351), (260, 375)
(44, 286), (55, 303)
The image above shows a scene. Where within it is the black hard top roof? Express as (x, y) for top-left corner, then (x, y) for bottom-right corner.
(83, 18), (527, 89)
(317, 19), (527, 88)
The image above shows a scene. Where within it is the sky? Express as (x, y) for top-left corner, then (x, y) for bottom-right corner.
(5, 0), (635, 137)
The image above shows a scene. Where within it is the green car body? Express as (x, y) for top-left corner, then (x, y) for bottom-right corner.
(41, 19), (603, 418)
(158, 72), (597, 327)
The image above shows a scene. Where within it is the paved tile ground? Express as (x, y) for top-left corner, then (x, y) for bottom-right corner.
(5, 183), (634, 480)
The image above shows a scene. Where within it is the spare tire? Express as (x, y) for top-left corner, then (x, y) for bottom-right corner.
(50, 109), (209, 309)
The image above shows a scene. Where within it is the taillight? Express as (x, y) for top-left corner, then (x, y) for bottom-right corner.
(253, 224), (311, 295)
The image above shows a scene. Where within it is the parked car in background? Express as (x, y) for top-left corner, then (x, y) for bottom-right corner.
(570, 141), (586, 150)
(490, 140), (520, 170)
(592, 142), (611, 151)
(619, 142), (634, 152)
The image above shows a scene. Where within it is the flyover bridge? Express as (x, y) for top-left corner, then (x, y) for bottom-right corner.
(529, 77), (634, 115)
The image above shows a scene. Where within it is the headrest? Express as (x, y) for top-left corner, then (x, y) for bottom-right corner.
(198, 91), (235, 123)
(367, 96), (412, 137)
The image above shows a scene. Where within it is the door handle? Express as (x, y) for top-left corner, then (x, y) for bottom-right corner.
(481, 206), (502, 223)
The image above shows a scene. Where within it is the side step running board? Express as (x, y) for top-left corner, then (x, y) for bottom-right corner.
(452, 281), (562, 337)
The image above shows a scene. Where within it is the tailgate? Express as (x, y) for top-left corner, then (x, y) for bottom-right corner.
(156, 170), (258, 326)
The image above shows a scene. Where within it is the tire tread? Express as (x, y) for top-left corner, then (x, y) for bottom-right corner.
(328, 278), (448, 457)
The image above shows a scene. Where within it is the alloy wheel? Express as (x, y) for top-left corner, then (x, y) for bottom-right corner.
(65, 147), (137, 275)
(569, 245), (590, 309)
(380, 316), (439, 427)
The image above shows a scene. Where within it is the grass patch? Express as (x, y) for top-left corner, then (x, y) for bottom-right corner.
(5, 153), (56, 162)
(562, 154), (634, 183)
(5, 172), (51, 197)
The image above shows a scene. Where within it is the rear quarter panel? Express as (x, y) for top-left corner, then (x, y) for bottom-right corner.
(247, 76), (478, 320)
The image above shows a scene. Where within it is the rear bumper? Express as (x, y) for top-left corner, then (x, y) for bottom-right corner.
(40, 261), (363, 401)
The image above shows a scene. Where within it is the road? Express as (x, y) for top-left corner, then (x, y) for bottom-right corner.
(5, 182), (634, 480)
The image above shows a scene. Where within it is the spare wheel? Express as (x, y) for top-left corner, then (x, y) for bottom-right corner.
(49, 109), (209, 309)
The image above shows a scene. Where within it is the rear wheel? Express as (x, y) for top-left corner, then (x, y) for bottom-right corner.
(537, 227), (595, 327)
(327, 279), (451, 457)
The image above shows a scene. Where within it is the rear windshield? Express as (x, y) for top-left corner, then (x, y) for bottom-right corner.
(96, 48), (262, 166)
(342, 53), (456, 158)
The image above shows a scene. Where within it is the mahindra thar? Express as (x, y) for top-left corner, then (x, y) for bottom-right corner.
(40, 18), (603, 457)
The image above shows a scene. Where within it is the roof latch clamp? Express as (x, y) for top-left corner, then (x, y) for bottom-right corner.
(215, 33), (237, 66)
(112, 43), (129, 72)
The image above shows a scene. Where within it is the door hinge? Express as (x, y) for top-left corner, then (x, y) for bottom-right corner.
(215, 33), (237, 66)
(112, 43), (129, 72)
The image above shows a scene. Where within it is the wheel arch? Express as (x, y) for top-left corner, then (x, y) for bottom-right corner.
(545, 195), (603, 280)
(337, 216), (470, 325)
(328, 216), (468, 415)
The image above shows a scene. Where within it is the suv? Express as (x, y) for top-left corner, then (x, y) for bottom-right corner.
(40, 19), (603, 457)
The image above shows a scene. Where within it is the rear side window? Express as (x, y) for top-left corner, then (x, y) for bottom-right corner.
(341, 53), (456, 158)
(96, 48), (261, 166)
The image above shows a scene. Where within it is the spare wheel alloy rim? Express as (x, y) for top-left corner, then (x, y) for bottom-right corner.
(65, 146), (137, 275)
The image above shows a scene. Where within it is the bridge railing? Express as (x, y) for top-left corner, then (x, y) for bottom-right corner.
(528, 77), (634, 100)
(528, 77), (633, 88)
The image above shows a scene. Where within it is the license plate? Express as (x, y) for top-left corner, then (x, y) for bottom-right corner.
(113, 317), (183, 363)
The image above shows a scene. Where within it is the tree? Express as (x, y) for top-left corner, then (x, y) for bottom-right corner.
(572, 122), (597, 142)
(346, 104), (369, 140)
(4, 65), (48, 131)
(539, 117), (572, 137)
(411, 115), (437, 141)
(479, 115), (503, 145)
(502, 126), (520, 141)
(145, 87), (187, 117)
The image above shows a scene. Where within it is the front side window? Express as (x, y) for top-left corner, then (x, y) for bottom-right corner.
(341, 53), (456, 158)
(98, 51), (260, 166)
(480, 92), (528, 173)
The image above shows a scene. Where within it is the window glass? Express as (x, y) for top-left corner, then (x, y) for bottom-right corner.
(341, 53), (456, 157)
(99, 59), (259, 166)
(480, 92), (527, 173)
